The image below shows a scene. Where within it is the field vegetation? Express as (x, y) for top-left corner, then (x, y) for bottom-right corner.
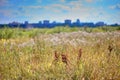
(0, 26), (120, 80)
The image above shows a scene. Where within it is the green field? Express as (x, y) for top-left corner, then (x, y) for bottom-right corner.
(0, 26), (120, 80)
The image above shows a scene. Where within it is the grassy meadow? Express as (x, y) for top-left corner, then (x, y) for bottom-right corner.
(0, 26), (120, 80)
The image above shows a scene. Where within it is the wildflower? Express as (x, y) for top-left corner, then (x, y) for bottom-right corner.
(61, 54), (68, 65)
(52, 51), (59, 64)
(54, 51), (59, 61)
(108, 45), (113, 53)
(108, 45), (113, 56)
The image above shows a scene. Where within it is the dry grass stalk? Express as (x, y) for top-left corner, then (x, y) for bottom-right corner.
(77, 48), (82, 61)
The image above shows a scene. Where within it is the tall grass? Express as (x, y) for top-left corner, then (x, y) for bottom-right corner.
(0, 26), (120, 80)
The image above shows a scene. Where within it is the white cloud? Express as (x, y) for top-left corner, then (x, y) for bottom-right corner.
(27, 6), (42, 9)
(110, 4), (120, 10)
(58, 0), (102, 3)
(42, 0), (83, 13)
(50, 4), (71, 11)
(20, 5), (42, 9)
(85, 0), (103, 3)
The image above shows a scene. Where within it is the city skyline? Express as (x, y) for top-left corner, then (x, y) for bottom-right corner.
(1, 19), (118, 28)
(0, 0), (120, 24)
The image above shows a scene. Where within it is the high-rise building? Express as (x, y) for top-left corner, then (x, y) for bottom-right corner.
(96, 21), (105, 26)
(64, 19), (71, 25)
(24, 21), (28, 25)
(76, 19), (80, 24)
(43, 20), (49, 25)
(39, 21), (42, 24)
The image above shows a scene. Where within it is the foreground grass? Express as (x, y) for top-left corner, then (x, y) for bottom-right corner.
(0, 27), (120, 80)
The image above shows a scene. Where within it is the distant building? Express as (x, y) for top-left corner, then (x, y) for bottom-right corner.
(96, 22), (105, 26)
(76, 19), (80, 24)
(9, 21), (20, 25)
(81, 22), (94, 27)
(43, 20), (49, 25)
(72, 19), (81, 27)
(110, 23), (119, 26)
(39, 21), (42, 24)
(9, 21), (21, 27)
(24, 21), (28, 25)
(64, 19), (71, 25)
(51, 21), (56, 26)
(52, 21), (56, 24)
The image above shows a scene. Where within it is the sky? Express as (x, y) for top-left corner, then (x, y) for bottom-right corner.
(0, 0), (120, 24)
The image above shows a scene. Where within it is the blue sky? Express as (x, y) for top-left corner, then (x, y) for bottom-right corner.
(0, 0), (120, 24)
